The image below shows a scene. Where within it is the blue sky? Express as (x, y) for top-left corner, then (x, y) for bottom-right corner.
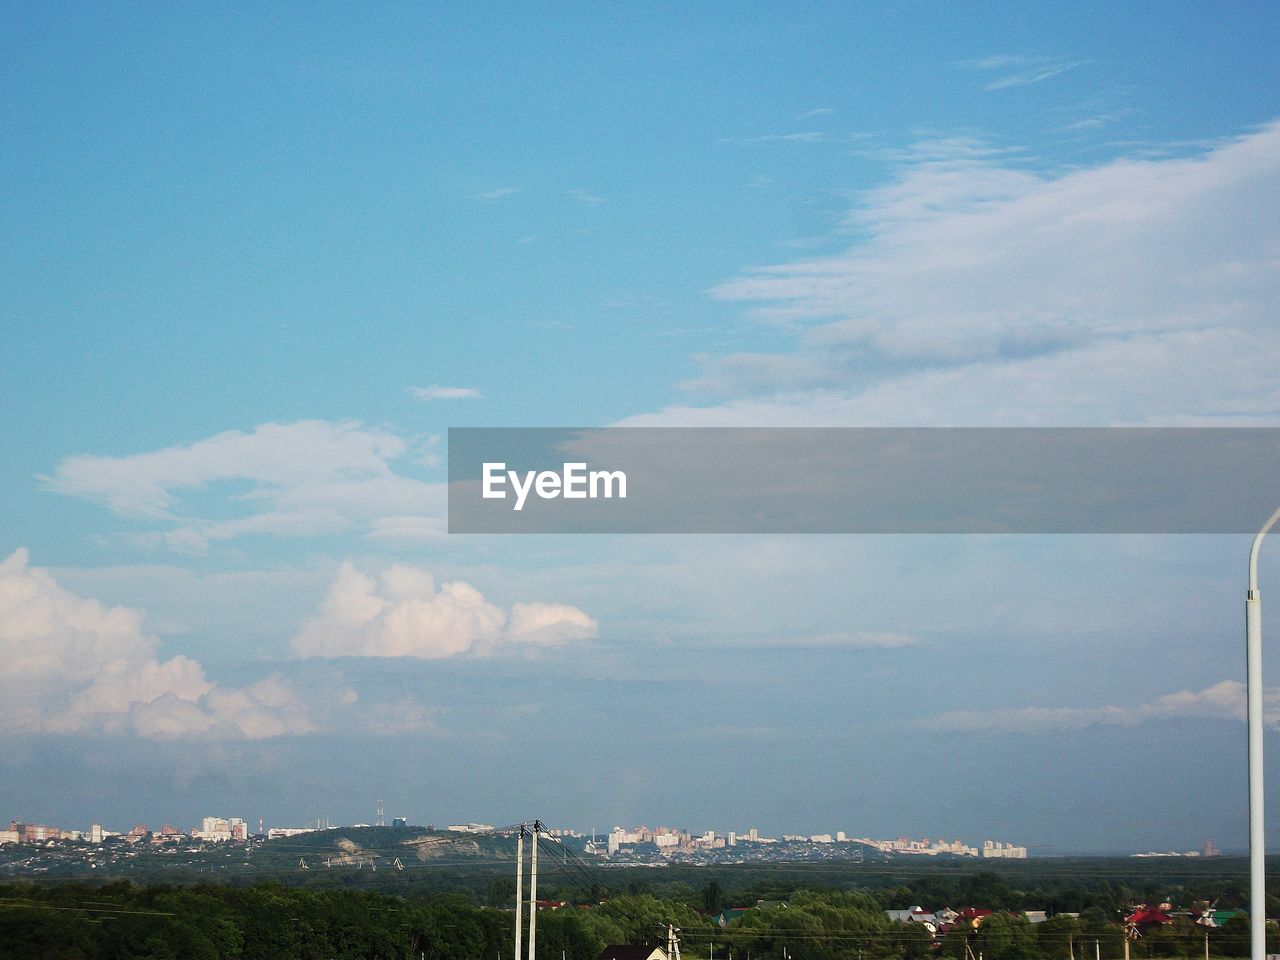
(3, 2), (1280, 852)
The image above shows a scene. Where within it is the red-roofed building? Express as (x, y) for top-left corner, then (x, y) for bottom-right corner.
(1126, 908), (1173, 932)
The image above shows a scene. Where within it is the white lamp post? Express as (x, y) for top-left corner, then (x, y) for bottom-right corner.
(1247, 507), (1280, 960)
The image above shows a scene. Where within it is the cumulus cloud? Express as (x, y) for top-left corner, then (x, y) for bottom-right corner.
(0, 549), (313, 740)
(291, 562), (599, 660)
(41, 420), (444, 553)
(504, 602), (600, 645)
(623, 122), (1280, 427)
(921, 680), (1273, 734)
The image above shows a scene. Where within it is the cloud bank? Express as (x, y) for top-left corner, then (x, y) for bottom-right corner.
(291, 562), (599, 660)
(0, 549), (313, 740)
(623, 122), (1280, 427)
(922, 680), (1274, 734)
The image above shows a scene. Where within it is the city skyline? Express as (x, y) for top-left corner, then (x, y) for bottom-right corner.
(3, 2), (1280, 855)
(0, 811), (1038, 866)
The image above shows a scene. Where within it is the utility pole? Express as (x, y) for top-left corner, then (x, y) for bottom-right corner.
(529, 821), (540, 960)
(1246, 506), (1280, 960)
(515, 825), (525, 960)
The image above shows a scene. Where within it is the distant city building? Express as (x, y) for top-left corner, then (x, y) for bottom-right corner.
(981, 839), (1028, 859)
(12, 822), (61, 843)
(392, 817), (408, 828)
(194, 816), (245, 842)
(445, 823), (493, 833)
(858, 836), (981, 856)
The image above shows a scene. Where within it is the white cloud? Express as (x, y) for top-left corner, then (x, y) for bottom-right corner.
(958, 54), (1039, 70)
(984, 61), (1087, 91)
(366, 515), (449, 542)
(568, 188), (605, 205)
(702, 628), (919, 650)
(0, 549), (314, 740)
(806, 630), (917, 649)
(504, 602), (600, 646)
(623, 122), (1280, 427)
(957, 54), (1088, 91)
(409, 385), (483, 401)
(42, 420), (444, 553)
(719, 131), (856, 145)
(922, 680), (1273, 734)
(291, 562), (599, 660)
(1060, 111), (1132, 132)
(470, 187), (520, 201)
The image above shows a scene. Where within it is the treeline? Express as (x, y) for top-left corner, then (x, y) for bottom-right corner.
(0, 881), (707, 960)
(2, 871), (1278, 960)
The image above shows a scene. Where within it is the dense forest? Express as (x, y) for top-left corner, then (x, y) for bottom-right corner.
(4, 859), (1280, 960)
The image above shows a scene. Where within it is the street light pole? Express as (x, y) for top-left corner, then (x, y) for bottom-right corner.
(1247, 506), (1280, 960)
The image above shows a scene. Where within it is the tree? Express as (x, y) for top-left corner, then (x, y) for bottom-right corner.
(975, 913), (1037, 960)
(488, 875), (517, 908)
(1036, 914), (1080, 960)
